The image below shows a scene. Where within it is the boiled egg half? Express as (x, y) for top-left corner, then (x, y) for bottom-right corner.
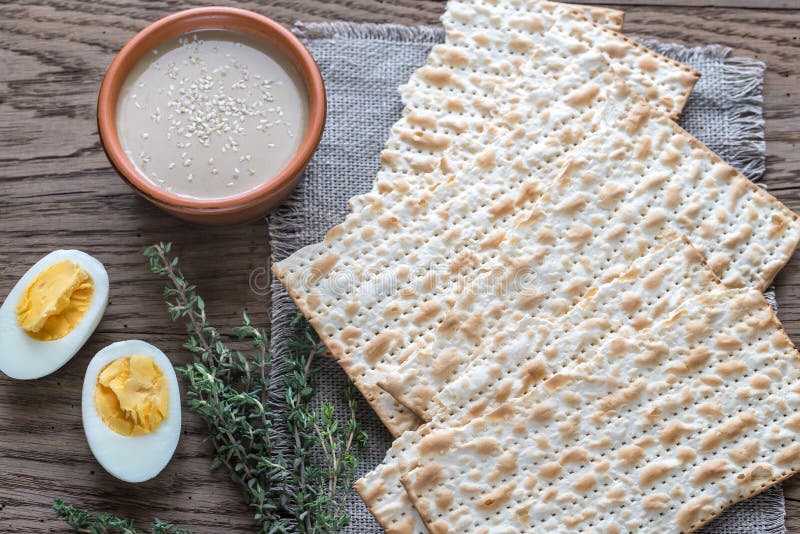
(0, 250), (109, 379)
(82, 340), (181, 483)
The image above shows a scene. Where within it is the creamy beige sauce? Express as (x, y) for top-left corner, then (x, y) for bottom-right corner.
(117, 30), (308, 199)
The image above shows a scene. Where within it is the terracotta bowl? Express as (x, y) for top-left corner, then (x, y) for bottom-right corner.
(97, 7), (325, 225)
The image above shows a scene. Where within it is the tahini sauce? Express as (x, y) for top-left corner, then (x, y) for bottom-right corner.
(116, 30), (308, 199)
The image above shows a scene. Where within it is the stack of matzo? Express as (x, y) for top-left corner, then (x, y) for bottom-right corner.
(273, 0), (800, 531)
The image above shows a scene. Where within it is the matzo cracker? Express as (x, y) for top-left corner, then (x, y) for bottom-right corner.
(402, 289), (800, 533)
(358, 237), (720, 532)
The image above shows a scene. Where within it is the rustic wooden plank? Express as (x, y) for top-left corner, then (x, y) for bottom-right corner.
(581, 0), (797, 9)
(1, 1), (799, 532)
(786, 475), (800, 532)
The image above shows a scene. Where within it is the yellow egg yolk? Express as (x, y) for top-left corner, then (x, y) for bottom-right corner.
(94, 355), (169, 436)
(16, 260), (94, 341)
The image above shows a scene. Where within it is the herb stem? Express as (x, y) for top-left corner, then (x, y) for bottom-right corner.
(153, 246), (212, 355)
(143, 243), (365, 533)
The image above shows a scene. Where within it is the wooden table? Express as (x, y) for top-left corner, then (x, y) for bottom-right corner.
(1, 0), (799, 532)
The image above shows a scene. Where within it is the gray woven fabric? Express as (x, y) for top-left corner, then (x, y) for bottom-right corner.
(267, 21), (785, 533)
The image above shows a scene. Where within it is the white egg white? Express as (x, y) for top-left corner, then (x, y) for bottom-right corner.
(0, 250), (109, 379)
(82, 340), (182, 483)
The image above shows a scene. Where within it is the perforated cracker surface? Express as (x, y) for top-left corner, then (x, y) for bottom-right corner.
(358, 239), (721, 533)
(443, 1), (696, 116)
(276, 17), (794, 436)
(402, 289), (800, 533)
(275, 27), (635, 434)
(546, 1), (625, 31)
(381, 236), (721, 421)
(274, 0), (700, 434)
(368, 85), (799, 427)
(371, 96), (796, 438)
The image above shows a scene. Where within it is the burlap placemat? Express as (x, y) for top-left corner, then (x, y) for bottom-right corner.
(267, 21), (786, 533)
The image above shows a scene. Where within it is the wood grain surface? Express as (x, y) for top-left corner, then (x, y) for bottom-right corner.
(1, 1), (799, 532)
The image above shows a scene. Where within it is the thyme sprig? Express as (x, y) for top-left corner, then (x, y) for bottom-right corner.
(144, 242), (284, 528)
(281, 316), (368, 533)
(143, 242), (366, 533)
(52, 500), (190, 534)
